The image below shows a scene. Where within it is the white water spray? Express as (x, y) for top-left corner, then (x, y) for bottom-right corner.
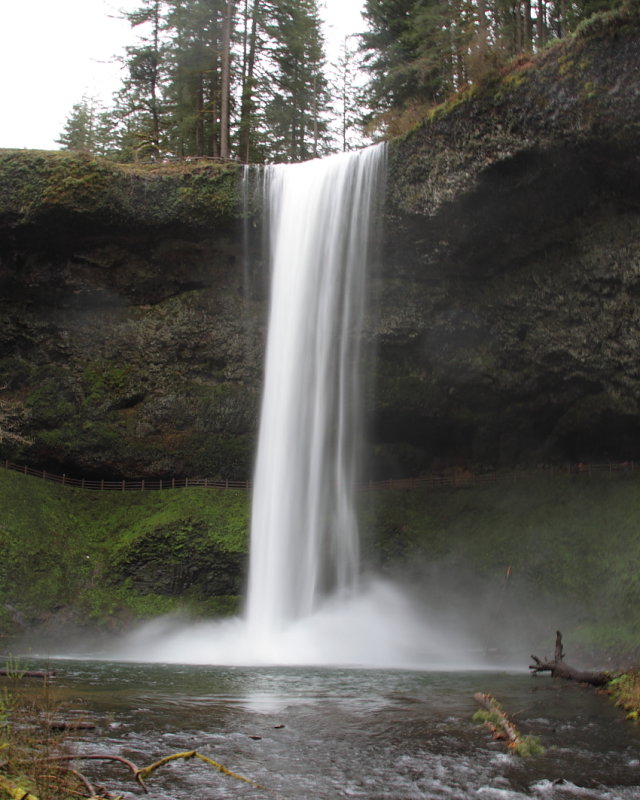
(246, 146), (385, 646)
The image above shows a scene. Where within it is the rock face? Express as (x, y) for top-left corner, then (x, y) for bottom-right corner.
(373, 8), (640, 475)
(1, 8), (640, 479)
(0, 156), (266, 478)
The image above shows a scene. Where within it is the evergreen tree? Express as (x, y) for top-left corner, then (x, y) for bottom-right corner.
(164, 0), (219, 157)
(262, 0), (331, 162)
(237, 0), (265, 162)
(116, 0), (168, 159)
(162, 0), (238, 159)
(69, 0), (336, 163)
(57, 98), (99, 153)
(329, 37), (367, 152)
(361, 0), (418, 113)
(220, 0), (238, 159)
(57, 97), (117, 155)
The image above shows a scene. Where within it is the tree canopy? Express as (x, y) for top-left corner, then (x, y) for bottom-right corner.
(58, 0), (337, 164)
(57, 0), (629, 161)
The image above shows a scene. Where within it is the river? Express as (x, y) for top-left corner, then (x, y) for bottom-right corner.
(20, 659), (640, 799)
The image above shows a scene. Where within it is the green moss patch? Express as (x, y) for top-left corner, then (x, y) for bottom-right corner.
(0, 469), (249, 637)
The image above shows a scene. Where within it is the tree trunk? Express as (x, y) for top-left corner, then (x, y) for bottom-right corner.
(150, 0), (162, 157)
(196, 76), (205, 157)
(220, 0), (237, 160)
(537, 0), (547, 47)
(238, 0), (260, 163)
(524, 0), (533, 51)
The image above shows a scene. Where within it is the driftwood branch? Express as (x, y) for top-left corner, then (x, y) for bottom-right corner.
(47, 749), (267, 795)
(46, 719), (97, 731)
(47, 753), (149, 792)
(529, 630), (610, 686)
(138, 750), (267, 790)
(0, 775), (40, 800)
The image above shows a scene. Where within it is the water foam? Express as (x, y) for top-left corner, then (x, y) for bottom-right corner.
(111, 578), (485, 669)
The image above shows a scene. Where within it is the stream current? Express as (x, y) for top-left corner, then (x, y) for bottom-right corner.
(25, 659), (640, 799)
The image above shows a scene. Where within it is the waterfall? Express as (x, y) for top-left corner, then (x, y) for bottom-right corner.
(111, 143), (484, 668)
(246, 145), (386, 645)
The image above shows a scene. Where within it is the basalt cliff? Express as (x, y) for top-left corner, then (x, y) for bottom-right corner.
(1, 8), (640, 481)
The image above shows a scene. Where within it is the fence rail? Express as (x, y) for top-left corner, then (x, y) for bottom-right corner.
(1, 459), (635, 493)
(361, 460), (635, 490)
(0, 461), (251, 491)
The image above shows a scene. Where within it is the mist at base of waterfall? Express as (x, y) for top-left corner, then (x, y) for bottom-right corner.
(75, 578), (518, 670)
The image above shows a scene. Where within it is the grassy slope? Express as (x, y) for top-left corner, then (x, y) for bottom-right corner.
(1, 467), (639, 655)
(363, 472), (640, 655)
(0, 469), (249, 636)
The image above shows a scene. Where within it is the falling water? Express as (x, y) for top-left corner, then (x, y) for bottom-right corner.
(104, 145), (489, 667)
(246, 146), (386, 646)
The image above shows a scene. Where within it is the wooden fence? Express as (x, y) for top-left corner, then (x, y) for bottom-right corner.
(0, 459), (635, 493)
(363, 460), (635, 490)
(0, 461), (250, 491)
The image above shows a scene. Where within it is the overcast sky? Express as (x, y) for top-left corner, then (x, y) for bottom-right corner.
(0, 0), (366, 151)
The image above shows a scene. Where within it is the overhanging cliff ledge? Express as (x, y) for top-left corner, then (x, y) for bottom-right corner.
(1, 7), (640, 478)
(377, 6), (640, 475)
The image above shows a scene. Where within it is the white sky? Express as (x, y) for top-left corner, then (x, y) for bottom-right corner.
(0, 0), (366, 151)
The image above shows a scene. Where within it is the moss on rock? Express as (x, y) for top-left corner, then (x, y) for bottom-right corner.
(0, 150), (241, 235)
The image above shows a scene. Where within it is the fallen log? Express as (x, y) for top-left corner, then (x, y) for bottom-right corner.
(529, 631), (610, 686)
(473, 693), (520, 745)
(0, 668), (56, 680)
(472, 692), (544, 756)
(46, 720), (97, 731)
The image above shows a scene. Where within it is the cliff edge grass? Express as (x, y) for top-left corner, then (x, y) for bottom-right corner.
(0, 149), (241, 234)
(397, 1), (640, 137)
(387, 1), (640, 218)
